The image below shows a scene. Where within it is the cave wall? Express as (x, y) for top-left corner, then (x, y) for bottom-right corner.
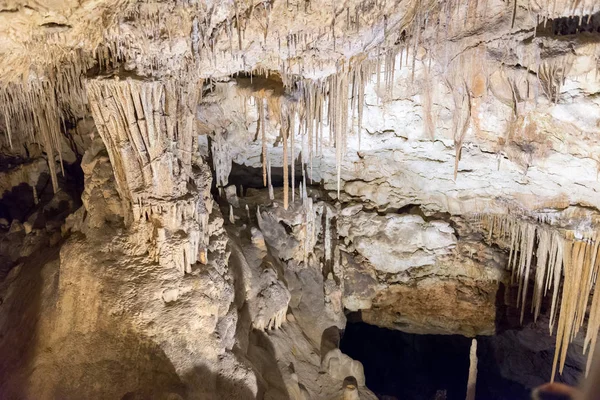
(0, 0), (599, 399)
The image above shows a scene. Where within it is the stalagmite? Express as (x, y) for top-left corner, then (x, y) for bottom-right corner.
(267, 157), (274, 201)
(259, 97), (267, 187)
(466, 339), (477, 400)
(302, 166), (307, 204)
(283, 123), (289, 210)
(325, 207), (332, 261)
(291, 112), (296, 203)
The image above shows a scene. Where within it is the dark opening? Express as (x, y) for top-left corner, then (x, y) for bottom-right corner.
(228, 161), (303, 192)
(536, 12), (600, 36)
(208, 158), (305, 200)
(340, 321), (530, 400)
(340, 322), (471, 400)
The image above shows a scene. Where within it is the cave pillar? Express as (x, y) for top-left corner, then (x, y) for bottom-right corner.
(86, 77), (210, 273)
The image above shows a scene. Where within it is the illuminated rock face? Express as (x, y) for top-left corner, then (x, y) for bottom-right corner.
(0, 0), (599, 398)
(86, 77), (211, 274)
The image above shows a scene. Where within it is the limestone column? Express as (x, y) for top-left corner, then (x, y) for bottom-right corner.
(86, 76), (211, 273)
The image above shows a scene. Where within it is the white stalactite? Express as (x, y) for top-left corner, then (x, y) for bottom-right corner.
(480, 214), (600, 380)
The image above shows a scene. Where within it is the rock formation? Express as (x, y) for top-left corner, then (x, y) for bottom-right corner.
(0, 0), (599, 398)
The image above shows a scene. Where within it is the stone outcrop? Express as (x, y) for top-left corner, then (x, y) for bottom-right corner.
(86, 77), (211, 274)
(0, 0), (599, 398)
(338, 208), (457, 274)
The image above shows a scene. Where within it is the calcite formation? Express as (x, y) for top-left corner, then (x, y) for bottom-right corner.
(480, 212), (600, 379)
(0, 0), (599, 398)
(86, 77), (211, 274)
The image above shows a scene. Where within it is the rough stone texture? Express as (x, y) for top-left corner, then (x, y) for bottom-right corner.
(338, 211), (506, 336)
(0, 139), (376, 399)
(361, 276), (499, 336)
(338, 208), (457, 273)
(0, 0), (599, 397)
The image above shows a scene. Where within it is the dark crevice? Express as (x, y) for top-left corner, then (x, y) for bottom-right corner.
(340, 319), (531, 400)
(0, 155), (30, 172)
(536, 12), (600, 37)
(235, 72), (287, 97)
(395, 203), (427, 218)
(374, 204), (455, 226)
(0, 159), (84, 226)
(340, 320), (472, 400)
(40, 22), (72, 29)
(227, 161), (304, 193)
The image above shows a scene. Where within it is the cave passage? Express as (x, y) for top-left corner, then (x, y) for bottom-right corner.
(340, 322), (529, 400)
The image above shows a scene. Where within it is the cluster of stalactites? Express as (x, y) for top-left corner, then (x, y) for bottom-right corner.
(0, 59), (92, 194)
(132, 198), (209, 230)
(479, 213), (600, 381)
(232, 0), (578, 201)
(86, 76), (211, 275)
(86, 77), (201, 216)
(146, 202), (211, 274)
(532, 0), (600, 28)
(238, 44), (412, 209)
(253, 307), (288, 331)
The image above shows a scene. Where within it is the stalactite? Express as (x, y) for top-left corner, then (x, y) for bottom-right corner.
(532, 229), (551, 321)
(518, 224), (536, 323)
(480, 214), (600, 380)
(211, 131), (232, 188)
(423, 68), (435, 139)
(376, 46), (382, 96)
(32, 185), (38, 205)
(584, 237), (600, 374)
(411, 2), (422, 83)
(452, 79), (472, 180)
(357, 67), (365, 149)
(3, 113), (12, 149)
